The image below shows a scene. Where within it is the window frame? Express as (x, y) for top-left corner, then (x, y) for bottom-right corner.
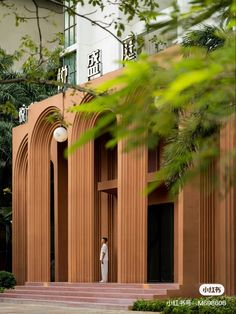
(64, 0), (76, 48)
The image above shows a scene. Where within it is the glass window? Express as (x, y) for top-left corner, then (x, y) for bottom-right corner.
(64, 0), (76, 48)
(64, 29), (69, 48)
(63, 52), (77, 85)
(69, 27), (75, 46)
(64, 11), (69, 29)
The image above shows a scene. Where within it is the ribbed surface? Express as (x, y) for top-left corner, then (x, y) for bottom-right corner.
(175, 179), (200, 289)
(27, 106), (61, 282)
(200, 161), (216, 283)
(68, 109), (98, 282)
(215, 118), (236, 295)
(118, 143), (147, 282)
(13, 135), (28, 285)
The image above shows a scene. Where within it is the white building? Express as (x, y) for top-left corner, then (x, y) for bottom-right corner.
(62, 0), (190, 85)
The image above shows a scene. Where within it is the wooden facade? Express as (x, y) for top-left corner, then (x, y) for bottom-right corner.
(12, 57), (236, 297)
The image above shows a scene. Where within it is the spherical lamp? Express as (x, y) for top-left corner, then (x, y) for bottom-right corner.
(53, 126), (68, 142)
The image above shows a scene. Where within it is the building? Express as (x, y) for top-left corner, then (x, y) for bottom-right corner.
(62, 0), (177, 85)
(12, 0), (235, 298)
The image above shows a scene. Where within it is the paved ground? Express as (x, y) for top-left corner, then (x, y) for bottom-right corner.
(0, 303), (156, 314)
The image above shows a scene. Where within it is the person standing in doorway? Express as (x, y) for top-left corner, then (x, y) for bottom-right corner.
(100, 237), (108, 283)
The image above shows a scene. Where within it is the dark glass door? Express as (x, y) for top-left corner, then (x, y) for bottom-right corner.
(148, 203), (174, 282)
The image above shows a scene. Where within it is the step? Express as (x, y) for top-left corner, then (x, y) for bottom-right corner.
(1, 293), (136, 305)
(3, 288), (165, 299)
(25, 282), (179, 289)
(0, 297), (132, 310)
(15, 285), (168, 295)
(0, 282), (180, 310)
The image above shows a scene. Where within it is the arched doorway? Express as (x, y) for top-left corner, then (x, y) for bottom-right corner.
(53, 140), (68, 282)
(94, 132), (118, 282)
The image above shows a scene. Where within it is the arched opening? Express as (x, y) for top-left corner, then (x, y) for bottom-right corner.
(55, 140), (68, 282)
(147, 143), (175, 283)
(68, 99), (117, 283)
(50, 161), (55, 282)
(94, 132), (118, 282)
(50, 137), (68, 282)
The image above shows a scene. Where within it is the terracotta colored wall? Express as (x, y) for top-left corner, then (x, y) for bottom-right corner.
(117, 144), (147, 282)
(215, 118), (236, 295)
(12, 125), (28, 285)
(200, 161), (216, 283)
(68, 113), (96, 282)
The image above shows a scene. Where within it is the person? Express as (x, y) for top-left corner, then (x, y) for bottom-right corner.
(99, 237), (108, 283)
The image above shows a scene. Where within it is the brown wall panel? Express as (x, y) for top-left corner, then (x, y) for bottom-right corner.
(200, 161), (216, 283)
(177, 180), (200, 289)
(117, 144), (147, 283)
(27, 116), (54, 281)
(215, 118), (236, 295)
(68, 112), (97, 282)
(12, 136), (28, 285)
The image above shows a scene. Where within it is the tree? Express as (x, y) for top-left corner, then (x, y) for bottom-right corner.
(182, 25), (226, 52)
(0, 189), (12, 271)
(0, 47), (59, 178)
(0, 48), (59, 271)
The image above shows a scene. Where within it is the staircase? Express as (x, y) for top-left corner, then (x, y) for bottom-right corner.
(0, 282), (179, 310)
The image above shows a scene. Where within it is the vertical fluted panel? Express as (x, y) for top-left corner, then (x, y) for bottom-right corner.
(13, 136), (28, 285)
(200, 161), (216, 283)
(177, 180), (200, 289)
(68, 113), (97, 282)
(94, 138), (104, 282)
(117, 143), (147, 283)
(215, 117), (236, 295)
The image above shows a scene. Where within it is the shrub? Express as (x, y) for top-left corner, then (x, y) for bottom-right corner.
(0, 271), (16, 289)
(133, 299), (166, 312)
(132, 296), (236, 313)
(0, 287), (4, 293)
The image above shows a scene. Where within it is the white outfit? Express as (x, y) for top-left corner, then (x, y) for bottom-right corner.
(100, 243), (108, 282)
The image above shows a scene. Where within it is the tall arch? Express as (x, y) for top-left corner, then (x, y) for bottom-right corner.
(27, 106), (61, 282)
(13, 135), (28, 285)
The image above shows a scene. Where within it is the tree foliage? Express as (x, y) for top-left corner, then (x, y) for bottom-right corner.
(182, 25), (226, 52)
(0, 47), (59, 230)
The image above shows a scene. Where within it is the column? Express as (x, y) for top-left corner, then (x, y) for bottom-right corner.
(117, 143), (147, 283)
